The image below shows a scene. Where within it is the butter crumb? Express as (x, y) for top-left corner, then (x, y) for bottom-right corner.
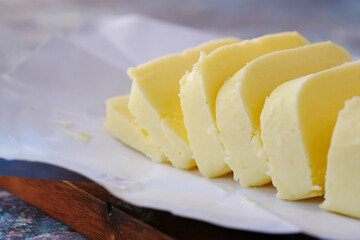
(68, 131), (92, 144)
(56, 120), (74, 128)
(224, 156), (232, 165)
(257, 148), (267, 160)
(207, 124), (218, 135)
(251, 131), (268, 161)
(238, 194), (257, 207)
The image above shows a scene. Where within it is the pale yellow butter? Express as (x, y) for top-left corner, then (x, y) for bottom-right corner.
(321, 96), (360, 218)
(56, 120), (74, 128)
(216, 42), (352, 187)
(68, 131), (91, 145)
(105, 96), (166, 163)
(180, 32), (308, 178)
(261, 61), (360, 200)
(128, 38), (239, 169)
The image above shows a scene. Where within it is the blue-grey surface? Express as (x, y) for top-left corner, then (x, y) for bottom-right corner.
(0, 188), (87, 239)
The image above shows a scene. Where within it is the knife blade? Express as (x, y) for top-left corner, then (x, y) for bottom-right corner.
(0, 158), (91, 182)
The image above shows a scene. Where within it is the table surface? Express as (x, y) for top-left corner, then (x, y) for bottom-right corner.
(0, 187), (87, 239)
(1, 0), (360, 239)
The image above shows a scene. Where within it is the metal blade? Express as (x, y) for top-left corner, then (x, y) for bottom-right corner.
(0, 158), (91, 182)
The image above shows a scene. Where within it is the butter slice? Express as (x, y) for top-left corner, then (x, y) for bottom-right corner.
(128, 38), (239, 169)
(180, 32), (308, 178)
(321, 97), (360, 218)
(261, 61), (360, 200)
(105, 96), (166, 163)
(216, 42), (352, 187)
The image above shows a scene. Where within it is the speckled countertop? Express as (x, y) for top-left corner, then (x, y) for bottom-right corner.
(1, 0), (359, 238)
(0, 188), (87, 239)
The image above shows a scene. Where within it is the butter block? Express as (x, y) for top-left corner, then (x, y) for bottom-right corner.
(105, 96), (166, 163)
(128, 38), (239, 169)
(180, 32), (308, 178)
(261, 61), (360, 200)
(216, 42), (352, 187)
(321, 97), (360, 218)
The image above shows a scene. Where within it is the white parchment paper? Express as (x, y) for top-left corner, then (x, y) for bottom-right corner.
(1, 14), (360, 239)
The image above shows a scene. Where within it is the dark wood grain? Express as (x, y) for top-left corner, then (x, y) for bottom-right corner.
(0, 176), (317, 240)
(0, 176), (172, 240)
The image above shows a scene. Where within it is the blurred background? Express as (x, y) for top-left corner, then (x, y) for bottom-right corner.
(1, 0), (360, 73)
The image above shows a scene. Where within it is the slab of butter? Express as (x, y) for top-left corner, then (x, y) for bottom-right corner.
(321, 96), (360, 218)
(180, 32), (308, 178)
(105, 96), (166, 163)
(128, 38), (239, 169)
(261, 61), (360, 201)
(216, 42), (352, 187)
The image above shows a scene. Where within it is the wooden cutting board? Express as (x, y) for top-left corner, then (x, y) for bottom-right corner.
(0, 174), (314, 240)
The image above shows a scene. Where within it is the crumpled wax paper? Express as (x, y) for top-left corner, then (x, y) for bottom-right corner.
(1, 14), (360, 239)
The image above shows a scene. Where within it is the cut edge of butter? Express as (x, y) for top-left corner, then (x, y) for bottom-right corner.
(128, 38), (240, 170)
(321, 96), (360, 219)
(217, 41), (352, 189)
(181, 31), (309, 179)
(261, 60), (360, 200)
(180, 69), (232, 177)
(161, 118), (196, 169)
(105, 95), (166, 163)
(261, 77), (316, 200)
